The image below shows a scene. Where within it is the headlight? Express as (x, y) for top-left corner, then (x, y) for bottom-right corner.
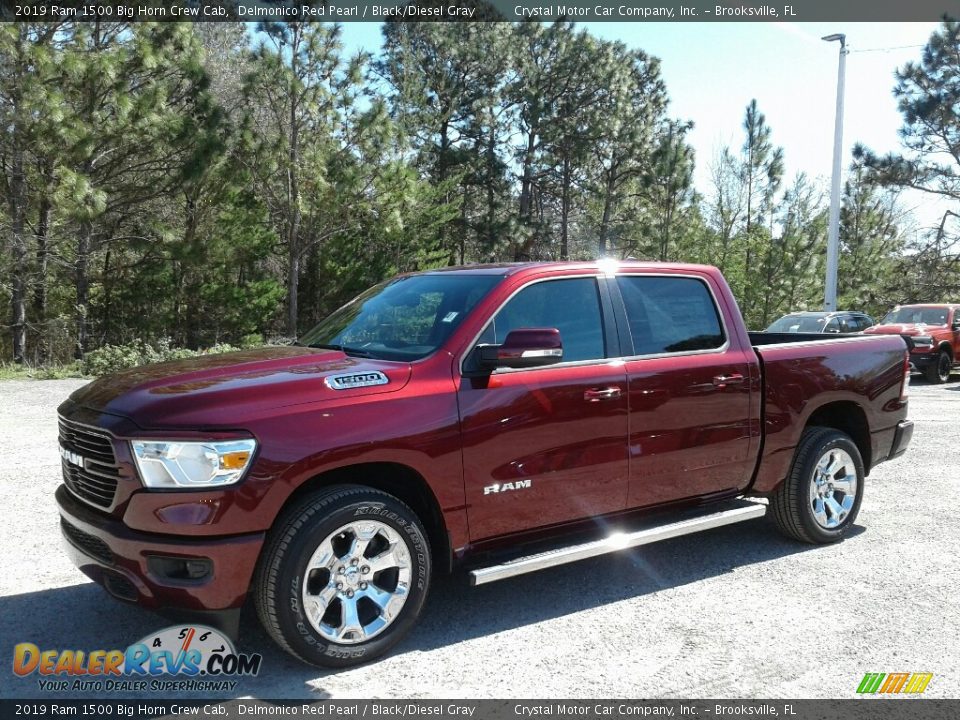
(131, 439), (257, 489)
(912, 335), (934, 349)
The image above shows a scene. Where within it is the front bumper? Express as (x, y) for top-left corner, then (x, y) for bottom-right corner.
(56, 485), (264, 626)
(888, 420), (914, 461)
(908, 351), (938, 371)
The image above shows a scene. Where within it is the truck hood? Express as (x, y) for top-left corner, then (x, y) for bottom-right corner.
(69, 346), (412, 428)
(864, 323), (943, 337)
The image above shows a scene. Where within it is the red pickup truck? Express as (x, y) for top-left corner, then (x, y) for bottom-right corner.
(56, 262), (913, 667)
(863, 303), (960, 384)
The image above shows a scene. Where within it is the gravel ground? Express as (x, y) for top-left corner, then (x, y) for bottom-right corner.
(1, 378), (957, 700)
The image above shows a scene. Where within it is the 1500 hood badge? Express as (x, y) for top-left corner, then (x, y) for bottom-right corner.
(325, 371), (390, 390)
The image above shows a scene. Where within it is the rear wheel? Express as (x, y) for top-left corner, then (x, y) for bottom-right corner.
(771, 427), (864, 544)
(254, 485), (431, 668)
(924, 350), (951, 384)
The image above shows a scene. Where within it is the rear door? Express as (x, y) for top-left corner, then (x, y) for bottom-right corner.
(613, 272), (756, 508)
(458, 275), (629, 540)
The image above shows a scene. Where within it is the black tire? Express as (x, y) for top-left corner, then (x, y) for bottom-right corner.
(254, 485), (431, 668)
(923, 350), (951, 384)
(771, 427), (865, 544)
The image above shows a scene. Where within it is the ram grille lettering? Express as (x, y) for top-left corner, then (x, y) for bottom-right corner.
(59, 445), (85, 468)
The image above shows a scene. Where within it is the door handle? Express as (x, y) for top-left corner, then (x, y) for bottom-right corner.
(584, 387), (622, 401)
(712, 373), (745, 388)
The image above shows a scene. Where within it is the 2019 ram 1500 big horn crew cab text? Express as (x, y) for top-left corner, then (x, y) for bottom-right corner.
(56, 262), (914, 667)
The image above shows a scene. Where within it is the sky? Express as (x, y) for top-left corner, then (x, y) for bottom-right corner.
(336, 21), (943, 231)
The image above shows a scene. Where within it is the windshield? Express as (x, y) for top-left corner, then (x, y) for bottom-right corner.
(882, 307), (948, 326)
(765, 315), (829, 333)
(299, 274), (501, 361)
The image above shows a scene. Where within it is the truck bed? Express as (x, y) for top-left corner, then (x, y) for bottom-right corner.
(749, 331), (864, 346)
(747, 331), (910, 495)
(749, 331), (914, 350)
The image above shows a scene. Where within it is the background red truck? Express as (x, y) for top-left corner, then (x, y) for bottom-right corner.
(55, 262), (913, 667)
(864, 303), (960, 384)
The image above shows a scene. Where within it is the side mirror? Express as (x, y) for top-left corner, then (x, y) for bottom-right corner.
(952, 320), (960, 331)
(478, 328), (563, 370)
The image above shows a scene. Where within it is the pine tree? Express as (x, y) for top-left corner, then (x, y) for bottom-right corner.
(57, 22), (219, 356)
(243, 22), (365, 338)
(590, 48), (668, 257)
(0, 23), (65, 363)
(859, 19), (960, 297)
(377, 22), (510, 265)
(838, 159), (906, 315)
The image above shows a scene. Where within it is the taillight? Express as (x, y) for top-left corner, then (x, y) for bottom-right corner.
(900, 351), (910, 401)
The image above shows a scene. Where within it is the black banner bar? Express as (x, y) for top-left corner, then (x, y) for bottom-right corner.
(1, 700), (958, 720)
(1, 0), (958, 23)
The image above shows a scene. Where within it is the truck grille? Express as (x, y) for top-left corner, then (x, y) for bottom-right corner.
(61, 518), (114, 565)
(59, 417), (120, 509)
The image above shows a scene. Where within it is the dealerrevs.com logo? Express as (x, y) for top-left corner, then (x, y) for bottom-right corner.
(857, 672), (933, 694)
(13, 625), (262, 693)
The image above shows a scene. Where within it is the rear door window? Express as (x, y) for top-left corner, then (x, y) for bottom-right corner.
(616, 276), (725, 355)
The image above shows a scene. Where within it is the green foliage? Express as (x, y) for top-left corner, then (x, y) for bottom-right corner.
(837, 160), (905, 317)
(377, 23), (513, 264)
(859, 19), (960, 298)
(0, 361), (85, 380)
(699, 106), (825, 328)
(81, 339), (241, 377)
(0, 21), (933, 368)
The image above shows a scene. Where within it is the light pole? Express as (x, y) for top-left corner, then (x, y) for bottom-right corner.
(822, 33), (847, 312)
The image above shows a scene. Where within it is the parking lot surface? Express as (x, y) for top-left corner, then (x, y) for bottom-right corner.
(1, 378), (957, 699)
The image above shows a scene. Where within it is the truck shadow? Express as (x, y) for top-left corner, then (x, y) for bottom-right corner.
(0, 583), (331, 700)
(1, 518), (858, 700)
(403, 518), (861, 653)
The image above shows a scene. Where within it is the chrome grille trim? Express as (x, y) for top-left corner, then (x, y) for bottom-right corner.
(58, 416), (120, 510)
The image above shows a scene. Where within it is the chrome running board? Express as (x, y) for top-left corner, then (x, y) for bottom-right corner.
(469, 498), (767, 586)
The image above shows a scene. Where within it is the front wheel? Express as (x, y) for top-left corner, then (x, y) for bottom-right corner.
(924, 350), (952, 384)
(771, 427), (864, 544)
(254, 485), (431, 668)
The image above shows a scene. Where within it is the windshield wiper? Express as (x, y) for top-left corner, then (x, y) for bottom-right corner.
(307, 343), (374, 358)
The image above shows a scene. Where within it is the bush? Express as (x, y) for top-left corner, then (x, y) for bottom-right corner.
(33, 362), (86, 379)
(0, 361), (85, 380)
(239, 333), (264, 349)
(82, 343), (146, 376)
(81, 339), (242, 377)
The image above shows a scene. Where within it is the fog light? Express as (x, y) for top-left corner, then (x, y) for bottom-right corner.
(147, 555), (213, 582)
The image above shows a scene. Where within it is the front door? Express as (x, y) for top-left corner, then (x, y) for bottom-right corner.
(459, 276), (629, 540)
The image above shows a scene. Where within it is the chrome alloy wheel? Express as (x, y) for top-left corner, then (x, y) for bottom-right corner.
(301, 520), (412, 644)
(809, 448), (858, 529)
